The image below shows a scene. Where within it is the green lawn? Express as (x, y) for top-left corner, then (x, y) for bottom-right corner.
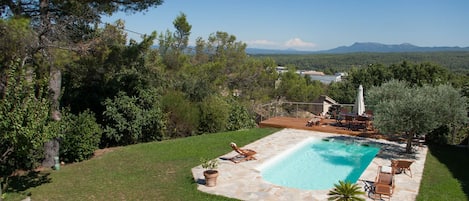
(4, 128), (279, 201)
(416, 144), (469, 201)
(3, 128), (469, 201)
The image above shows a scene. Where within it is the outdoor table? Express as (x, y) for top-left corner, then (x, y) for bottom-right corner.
(340, 113), (373, 131)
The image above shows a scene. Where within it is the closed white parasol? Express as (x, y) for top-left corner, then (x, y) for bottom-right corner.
(353, 84), (365, 115)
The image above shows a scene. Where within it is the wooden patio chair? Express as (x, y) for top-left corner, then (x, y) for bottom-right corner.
(355, 115), (369, 131)
(229, 142), (257, 163)
(344, 115), (359, 130)
(391, 159), (414, 177)
(332, 110), (344, 125)
(371, 166), (395, 200)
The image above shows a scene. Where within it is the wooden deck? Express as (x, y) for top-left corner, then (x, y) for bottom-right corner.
(259, 116), (379, 137)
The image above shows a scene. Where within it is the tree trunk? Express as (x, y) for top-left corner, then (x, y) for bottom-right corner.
(42, 139), (59, 168)
(49, 66), (61, 117)
(406, 131), (413, 153)
(42, 66), (61, 168)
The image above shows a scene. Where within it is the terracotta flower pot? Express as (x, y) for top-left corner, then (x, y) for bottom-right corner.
(203, 170), (219, 187)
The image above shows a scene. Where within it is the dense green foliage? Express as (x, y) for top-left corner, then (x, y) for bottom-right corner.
(367, 80), (468, 152)
(225, 98), (257, 131)
(0, 63), (59, 190)
(256, 52), (469, 73)
(1, 0), (166, 179)
(102, 90), (166, 146)
(198, 95), (230, 133)
(59, 110), (102, 163)
(327, 61), (459, 104)
(275, 70), (325, 102)
(161, 90), (200, 138)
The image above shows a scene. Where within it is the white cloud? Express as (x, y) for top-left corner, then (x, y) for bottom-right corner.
(246, 39), (277, 46)
(244, 38), (317, 50)
(284, 38), (316, 49)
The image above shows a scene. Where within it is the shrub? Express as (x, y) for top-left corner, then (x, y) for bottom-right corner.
(161, 91), (200, 138)
(0, 62), (59, 190)
(102, 89), (166, 145)
(226, 98), (256, 131)
(198, 95), (229, 133)
(59, 109), (102, 163)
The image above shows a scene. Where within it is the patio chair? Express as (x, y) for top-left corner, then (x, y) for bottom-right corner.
(412, 135), (426, 150)
(391, 159), (414, 177)
(332, 110), (344, 125)
(344, 115), (359, 130)
(372, 166), (395, 200)
(355, 115), (369, 131)
(229, 142), (257, 163)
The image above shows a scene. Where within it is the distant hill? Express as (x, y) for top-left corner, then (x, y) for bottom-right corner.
(246, 42), (469, 54)
(245, 48), (315, 55)
(322, 42), (469, 53)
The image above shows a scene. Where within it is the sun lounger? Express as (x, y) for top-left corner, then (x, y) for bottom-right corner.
(306, 117), (322, 127)
(229, 142), (257, 163)
(306, 113), (324, 127)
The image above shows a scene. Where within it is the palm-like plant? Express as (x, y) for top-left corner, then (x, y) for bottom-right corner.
(328, 180), (365, 201)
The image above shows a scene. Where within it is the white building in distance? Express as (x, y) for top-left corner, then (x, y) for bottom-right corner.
(276, 66), (346, 84)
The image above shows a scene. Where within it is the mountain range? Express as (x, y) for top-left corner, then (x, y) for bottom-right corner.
(246, 42), (469, 55)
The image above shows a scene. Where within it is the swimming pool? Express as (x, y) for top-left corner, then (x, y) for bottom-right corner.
(259, 138), (380, 190)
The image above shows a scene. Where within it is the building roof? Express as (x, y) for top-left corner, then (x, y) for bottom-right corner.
(313, 95), (339, 105)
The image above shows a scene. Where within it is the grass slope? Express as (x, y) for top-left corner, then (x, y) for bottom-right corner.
(8, 128), (279, 201)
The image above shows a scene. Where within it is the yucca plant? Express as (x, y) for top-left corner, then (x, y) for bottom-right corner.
(328, 180), (365, 201)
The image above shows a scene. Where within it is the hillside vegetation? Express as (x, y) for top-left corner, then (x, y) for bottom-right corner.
(254, 51), (469, 73)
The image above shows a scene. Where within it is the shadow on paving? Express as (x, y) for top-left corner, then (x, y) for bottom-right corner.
(427, 144), (469, 197)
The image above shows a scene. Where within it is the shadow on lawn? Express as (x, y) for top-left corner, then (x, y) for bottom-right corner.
(5, 171), (51, 193)
(428, 144), (469, 197)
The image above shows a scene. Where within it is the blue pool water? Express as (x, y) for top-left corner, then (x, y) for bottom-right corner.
(260, 138), (380, 190)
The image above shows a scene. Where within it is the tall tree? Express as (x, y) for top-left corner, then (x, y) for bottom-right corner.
(1, 0), (164, 167)
(275, 70), (323, 102)
(389, 61), (450, 86)
(367, 80), (468, 153)
(0, 18), (36, 96)
(172, 12), (191, 51)
(159, 12), (191, 70)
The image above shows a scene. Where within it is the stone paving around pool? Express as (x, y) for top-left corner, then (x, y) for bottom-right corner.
(191, 128), (427, 201)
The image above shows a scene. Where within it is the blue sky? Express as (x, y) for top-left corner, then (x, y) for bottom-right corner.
(101, 0), (469, 51)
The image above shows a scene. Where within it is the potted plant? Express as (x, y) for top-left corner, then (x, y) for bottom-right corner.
(200, 158), (219, 187)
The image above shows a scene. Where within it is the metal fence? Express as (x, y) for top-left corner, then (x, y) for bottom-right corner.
(255, 101), (355, 121)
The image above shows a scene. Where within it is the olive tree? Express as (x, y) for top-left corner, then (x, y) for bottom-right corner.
(367, 80), (468, 153)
